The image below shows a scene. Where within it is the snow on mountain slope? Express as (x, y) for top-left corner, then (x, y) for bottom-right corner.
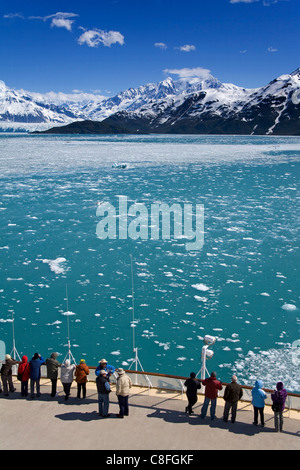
(1, 69), (299, 134)
(103, 69), (300, 135)
(0, 81), (76, 124)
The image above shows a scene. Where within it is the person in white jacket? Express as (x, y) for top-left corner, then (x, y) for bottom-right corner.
(60, 359), (76, 400)
(115, 368), (132, 418)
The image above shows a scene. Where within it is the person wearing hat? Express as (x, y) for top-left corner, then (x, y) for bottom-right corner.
(222, 375), (243, 423)
(200, 371), (222, 420)
(1, 354), (19, 396)
(115, 368), (132, 418)
(75, 359), (89, 399)
(96, 370), (111, 417)
(184, 372), (201, 415)
(95, 358), (115, 379)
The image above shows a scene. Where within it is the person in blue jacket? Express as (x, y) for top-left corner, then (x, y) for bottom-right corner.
(251, 379), (267, 426)
(95, 358), (115, 379)
(29, 353), (45, 399)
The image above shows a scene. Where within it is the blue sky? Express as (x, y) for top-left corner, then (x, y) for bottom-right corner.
(1, 0), (299, 97)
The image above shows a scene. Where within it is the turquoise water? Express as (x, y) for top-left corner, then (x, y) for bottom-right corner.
(0, 134), (299, 392)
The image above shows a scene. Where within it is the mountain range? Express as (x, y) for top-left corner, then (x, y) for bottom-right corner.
(1, 68), (300, 135)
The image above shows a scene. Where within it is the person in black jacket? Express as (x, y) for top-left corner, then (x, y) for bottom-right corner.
(45, 352), (61, 398)
(96, 370), (111, 417)
(222, 375), (243, 423)
(184, 372), (201, 415)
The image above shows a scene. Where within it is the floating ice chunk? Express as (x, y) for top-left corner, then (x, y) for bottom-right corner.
(232, 345), (300, 391)
(38, 257), (67, 274)
(194, 296), (208, 302)
(260, 292), (270, 296)
(110, 350), (121, 355)
(192, 283), (210, 291)
(154, 341), (170, 350)
(61, 311), (76, 316)
(281, 303), (297, 311)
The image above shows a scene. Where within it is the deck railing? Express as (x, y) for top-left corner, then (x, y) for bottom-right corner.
(35, 364), (300, 412)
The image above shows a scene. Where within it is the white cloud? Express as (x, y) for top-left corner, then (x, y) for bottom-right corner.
(163, 67), (212, 79)
(51, 18), (74, 32)
(27, 89), (107, 104)
(29, 12), (79, 31)
(78, 28), (124, 47)
(263, 0), (286, 4)
(3, 13), (24, 19)
(230, 0), (286, 4)
(176, 44), (196, 52)
(268, 46), (278, 52)
(154, 42), (168, 50)
(230, 0), (259, 3)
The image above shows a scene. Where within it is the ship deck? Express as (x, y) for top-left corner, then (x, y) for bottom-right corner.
(0, 377), (299, 451)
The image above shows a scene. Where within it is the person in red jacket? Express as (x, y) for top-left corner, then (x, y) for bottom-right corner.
(200, 371), (222, 420)
(18, 355), (31, 397)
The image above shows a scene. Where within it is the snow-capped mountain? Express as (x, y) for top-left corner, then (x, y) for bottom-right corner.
(97, 68), (299, 135)
(0, 80), (83, 130)
(85, 75), (224, 121)
(1, 68), (300, 135)
(0, 74), (225, 131)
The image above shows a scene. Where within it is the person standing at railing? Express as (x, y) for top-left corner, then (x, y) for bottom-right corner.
(95, 358), (115, 379)
(60, 359), (76, 401)
(96, 370), (111, 417)
(46, 352), (61, 398)
(18, 355), (31, 397)
(75, 359), (89, 399)
(115, 368), (132, 418)
(0, 354), (19, 396)
(251, 379), (267, 427)
(184, 372), (201, 415)
(222, 375), (243, 424)
(29, 353), (45, 399)
(200, 371), (222, 420)
(271, 381), (287, 432)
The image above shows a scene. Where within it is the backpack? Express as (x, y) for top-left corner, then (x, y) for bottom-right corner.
(272, 401), (281, 412)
